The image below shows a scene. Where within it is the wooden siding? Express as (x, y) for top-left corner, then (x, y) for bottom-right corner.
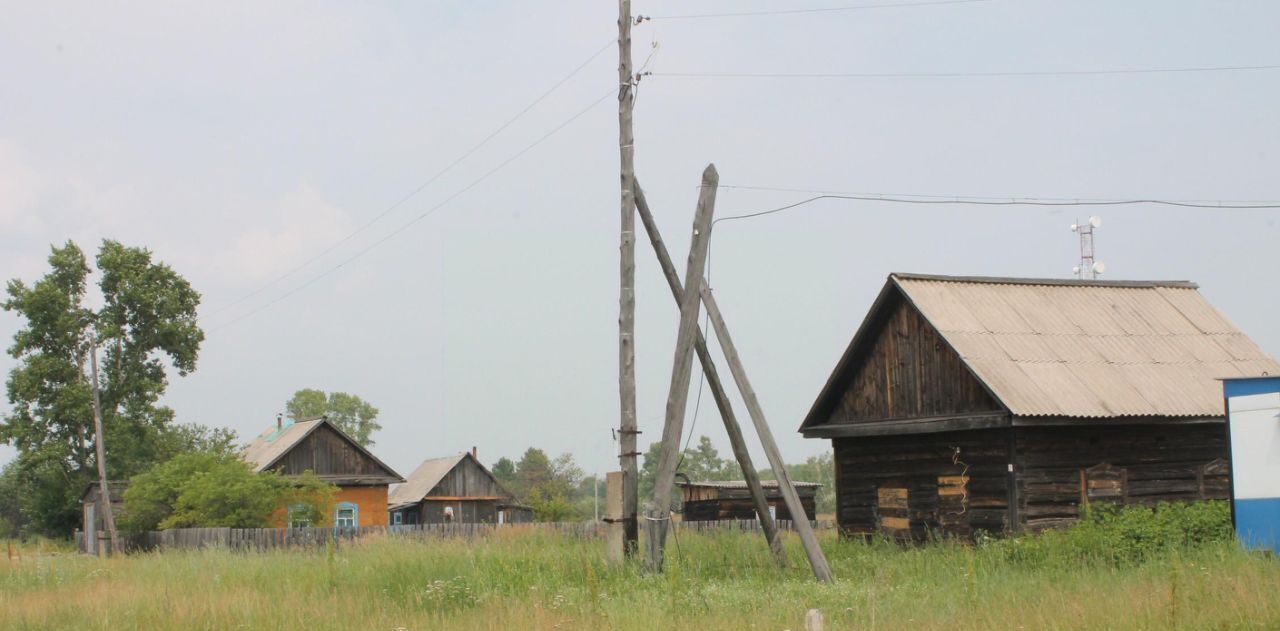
(269, 424), (394, 481)
(834, 430), (1012, 539)
(826, 295), (1002, 426)
(682, 496), (817, 522)
(1014, 424), (1230, 532)
(425, 456), (510, 499)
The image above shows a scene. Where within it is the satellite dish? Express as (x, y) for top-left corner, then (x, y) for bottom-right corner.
(1070, 223), (1079, 232)
(1089, 216), (1102, 228)
(1072, 266), (1081, 275)
(1092, 261), (1107, 274)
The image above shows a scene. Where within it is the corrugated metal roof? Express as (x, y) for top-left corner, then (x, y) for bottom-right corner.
(894, 275), (1280, 418)
(676, 480), (822, 489)
(240, 418), (326, 472)
(388, 454), (469, 506)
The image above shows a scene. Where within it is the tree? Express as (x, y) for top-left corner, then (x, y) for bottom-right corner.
(284, 389), (381, 447)
(510, 448), (590, 522)
(121, 452), (336, 531)
(491, 457), (516, 487)
(1, 241), (204, 535)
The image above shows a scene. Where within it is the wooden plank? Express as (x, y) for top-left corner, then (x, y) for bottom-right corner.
(700, 284), (834, 583)
(646, 165), (720, 573)
(633, 181), (785, 566)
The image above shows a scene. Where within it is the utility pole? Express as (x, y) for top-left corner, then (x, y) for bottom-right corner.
(616, 0), (640, 556)
(89, 346), (119, 556)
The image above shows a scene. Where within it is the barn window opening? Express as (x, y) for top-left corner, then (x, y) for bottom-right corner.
(444, 506), (455, 522)
(334, 502), (359, 528)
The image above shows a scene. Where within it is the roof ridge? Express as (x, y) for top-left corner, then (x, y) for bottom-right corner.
(891, 272), (1198, 289)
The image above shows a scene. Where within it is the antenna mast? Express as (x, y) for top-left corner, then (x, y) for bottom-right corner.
(1071, 216), (1105, 279)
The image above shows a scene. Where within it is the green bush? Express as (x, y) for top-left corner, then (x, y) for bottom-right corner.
(982, 501), (1233, 568)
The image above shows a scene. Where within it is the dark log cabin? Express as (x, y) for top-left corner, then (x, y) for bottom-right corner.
(800, 273), (1279, 539)
(678, 480), (820, 522)
(389, 450), (532, 525)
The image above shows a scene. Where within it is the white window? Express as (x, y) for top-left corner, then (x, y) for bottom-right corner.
(287, 503), (312, 528)
(444, 506), (455, 522)
(335, 502), (359, 528)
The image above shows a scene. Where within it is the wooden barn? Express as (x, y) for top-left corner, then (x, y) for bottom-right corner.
(799, 273), (1280, 539)
(241, 417), (404, 528)
(678, 480), (820, 522)
(388, 450), (532, 525)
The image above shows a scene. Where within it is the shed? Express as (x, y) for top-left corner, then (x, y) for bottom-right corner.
(800, 273), (1280, 539)
(678, 480), (821, 522)
(389, 450), (532, 525)
(80, 480), (128, 555)
(241, 417), (404, 528)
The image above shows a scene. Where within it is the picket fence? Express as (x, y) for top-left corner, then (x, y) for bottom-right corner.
(74, 518), (834, 555)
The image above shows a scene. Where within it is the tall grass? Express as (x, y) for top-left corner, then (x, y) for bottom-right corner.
(4, 503), (1277, 630)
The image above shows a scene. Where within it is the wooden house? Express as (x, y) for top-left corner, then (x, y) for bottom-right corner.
(678, 480), (820, 522)
(241, 417), (404, 528)
(799, 273), (1280, 539)
(79, 480), (128, 555)
(388, 450), (532, 525)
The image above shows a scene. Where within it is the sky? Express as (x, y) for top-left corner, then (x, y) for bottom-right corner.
(2, 0), (1278, 481)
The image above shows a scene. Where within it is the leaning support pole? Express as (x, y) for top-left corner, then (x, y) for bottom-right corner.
(646, 164), (719, 572)
(634, 181), (786, 566)
(699, 285), (835, 583)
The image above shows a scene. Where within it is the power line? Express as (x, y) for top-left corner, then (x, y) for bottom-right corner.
(712, 193), (1280, 226)
(640, 0), (988, 20)
(204, 38), (616, 319)
(208, 87), (618, 333)
(717, 184), (1280, 206)
(651, 64), (1280, 80)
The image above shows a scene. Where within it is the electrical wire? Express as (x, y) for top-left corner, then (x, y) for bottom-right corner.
(641, 0), (988, 20)
(711, 194), (1280, 227)
(651, 64), (1280, 79)
(204, 38), (615, 319)
(717, 184), (1280, 206)
(208, 87), (619, 333)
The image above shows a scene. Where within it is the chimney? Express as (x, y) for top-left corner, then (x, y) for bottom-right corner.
(471, 446), (477, 460)
(276, 413), (283, 431)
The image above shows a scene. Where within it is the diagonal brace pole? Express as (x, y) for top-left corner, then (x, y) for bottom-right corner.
(634, 180), (787, 566)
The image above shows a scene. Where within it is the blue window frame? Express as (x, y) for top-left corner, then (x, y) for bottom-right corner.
(335, 501), (359, 528)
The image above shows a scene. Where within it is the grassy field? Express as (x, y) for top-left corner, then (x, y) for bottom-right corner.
(4, 518), (1279, 630)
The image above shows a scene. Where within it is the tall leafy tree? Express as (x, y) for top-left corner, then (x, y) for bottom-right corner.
(284, 389), (381, 447)
(1, 241), (204, 535)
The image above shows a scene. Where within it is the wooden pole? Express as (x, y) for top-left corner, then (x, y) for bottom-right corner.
(89, 346), (120, 556)
(616, 0), (640, 556)
(699, 285), (835, 582)
(633, 181), (786, 566)
(646, 164), (718, 572)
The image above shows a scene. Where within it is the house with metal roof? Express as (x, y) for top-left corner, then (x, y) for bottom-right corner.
(388, 450), (531, 525)
(677, 479), (821, 522)
(242, 416), (404, 528)
(800, 273), (1279, 539)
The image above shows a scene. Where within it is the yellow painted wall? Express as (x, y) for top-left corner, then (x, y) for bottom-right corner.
(268, 485), (389, 527)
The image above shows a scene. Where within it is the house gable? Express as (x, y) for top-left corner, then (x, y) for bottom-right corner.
(425, 454), (513, 500)
(801, 283), (1007, 438)
(267, 422), (402, 485)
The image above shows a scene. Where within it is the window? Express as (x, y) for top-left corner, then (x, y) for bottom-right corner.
(335, 502), (359, 528)
(444, 506), (455, 522)
(392, 512), (403, 525)
(287, 503), (312, 528)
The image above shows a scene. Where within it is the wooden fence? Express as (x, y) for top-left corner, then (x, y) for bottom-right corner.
(75, 518), (835, 556)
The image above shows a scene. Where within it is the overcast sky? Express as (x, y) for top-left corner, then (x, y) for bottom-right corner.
(2, 1), (1278, 480)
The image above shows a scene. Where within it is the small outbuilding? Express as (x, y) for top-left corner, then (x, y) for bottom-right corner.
(389, 450), (532, 525)
(800, 273), (1280, 539)
(79, 480), (128, 555)
(678, 480), (821, 522)
(241, 416), (404, 528)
